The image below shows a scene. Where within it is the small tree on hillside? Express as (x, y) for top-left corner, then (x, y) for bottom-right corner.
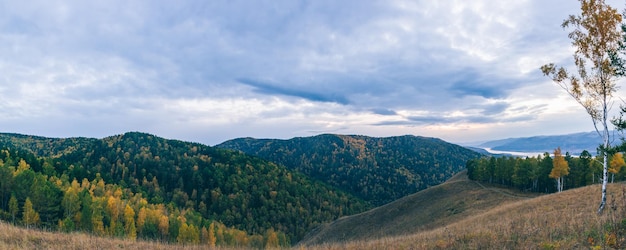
(22, 197), (40, 228)
(550, 148), (569, 192)
(540, 0), (624, 213)
(609, 152), (625, 182)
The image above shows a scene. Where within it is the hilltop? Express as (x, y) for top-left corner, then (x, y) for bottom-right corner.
(217, 134), (481, 205)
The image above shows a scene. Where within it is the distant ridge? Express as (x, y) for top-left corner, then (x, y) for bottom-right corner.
(477, 131), (601, 154)
(217, 134), (482, 205)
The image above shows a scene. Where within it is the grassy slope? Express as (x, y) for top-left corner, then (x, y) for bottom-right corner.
(299, 171), (539, 245)
(306, 180), (626, 249)
(0, 221), (235, 250)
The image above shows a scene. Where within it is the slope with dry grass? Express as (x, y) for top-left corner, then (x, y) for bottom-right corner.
(307, 183), (626, 249)
(0, 221), (252, 250)
(299, 171), (540, 246)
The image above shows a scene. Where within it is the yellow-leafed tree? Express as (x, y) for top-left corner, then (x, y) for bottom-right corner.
(22, 197), (40, 228)
(549, 147), (569, 192)
(207, 222), (216, 247)
(609, 152), (625, 183)
(8, 194), (18, 223)
(123, 204), (136, 240)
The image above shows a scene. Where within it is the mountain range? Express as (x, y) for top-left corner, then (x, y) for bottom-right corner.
(472, 131), (606, 154)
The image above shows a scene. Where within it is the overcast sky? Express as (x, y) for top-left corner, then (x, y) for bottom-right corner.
(1, 0), (625, 146)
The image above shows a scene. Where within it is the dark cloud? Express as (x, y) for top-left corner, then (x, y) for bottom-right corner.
(447, 72), (509, 99)
(478, 102), (510, 116)
(370, 108), (397, 116)
(237, 78), (350, 104)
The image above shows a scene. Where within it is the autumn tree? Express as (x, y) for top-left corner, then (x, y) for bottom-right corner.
(264, 228), (279, 248)
(550, 148), (570, 192)
(62, 180), (81, 223)
(177, 222), (200, 244)
(22, 197), (40, 228)
(609, 152), (625, 182)
(8, 194), (18, 224)
(207, 222), (217, 247)
(123, 204), (137, 240)
(540, 0), (624, 213)
(91, 198), (106, 236)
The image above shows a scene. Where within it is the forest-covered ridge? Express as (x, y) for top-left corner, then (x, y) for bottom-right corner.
(0, 131), (371, 246)
(217, 134), (482, 205)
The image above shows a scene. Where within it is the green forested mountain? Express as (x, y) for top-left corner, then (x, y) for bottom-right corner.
(217, 134), (482, 205)
(0, 132), (369, 246)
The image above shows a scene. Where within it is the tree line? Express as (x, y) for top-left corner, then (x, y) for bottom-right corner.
(466, 149), (625, 193)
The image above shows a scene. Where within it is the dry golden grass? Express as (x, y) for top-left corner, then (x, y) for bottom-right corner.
(0, 221), (248, 250)
(307, 183), (626, 250)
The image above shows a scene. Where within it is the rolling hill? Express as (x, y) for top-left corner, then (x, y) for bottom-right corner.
(216, 134), (482, 205)
(298, 170), (539, 245)
(302, 178), (626, 249)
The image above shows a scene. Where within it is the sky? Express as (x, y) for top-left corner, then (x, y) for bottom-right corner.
(0, 0), (625, 146)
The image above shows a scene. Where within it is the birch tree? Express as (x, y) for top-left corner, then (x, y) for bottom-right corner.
(549, 148), (569, 192)
(540, 0), (623, 214)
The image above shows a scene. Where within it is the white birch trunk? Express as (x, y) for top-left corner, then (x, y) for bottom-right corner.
(597, 91), (610, 214)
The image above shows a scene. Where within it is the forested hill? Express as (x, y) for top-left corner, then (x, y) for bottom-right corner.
(216, 134), (482, 205)
(0, 132), (369, 246)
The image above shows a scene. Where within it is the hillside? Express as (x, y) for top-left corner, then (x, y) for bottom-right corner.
(0, 132), (369, 245)
(217, 134), (482, 205)
(298, 171), (539, 245)
(477, 131), (600, 154)
(305, 182), (626, 249)
(0, 220), (211, 250)
(4, 173), (625, 249)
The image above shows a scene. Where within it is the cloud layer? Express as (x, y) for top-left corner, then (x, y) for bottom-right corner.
(0, 0), (617, 145)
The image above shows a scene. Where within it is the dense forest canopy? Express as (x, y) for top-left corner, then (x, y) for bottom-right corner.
(0, 132), (370, 246)
(217, 134), (482, 205)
